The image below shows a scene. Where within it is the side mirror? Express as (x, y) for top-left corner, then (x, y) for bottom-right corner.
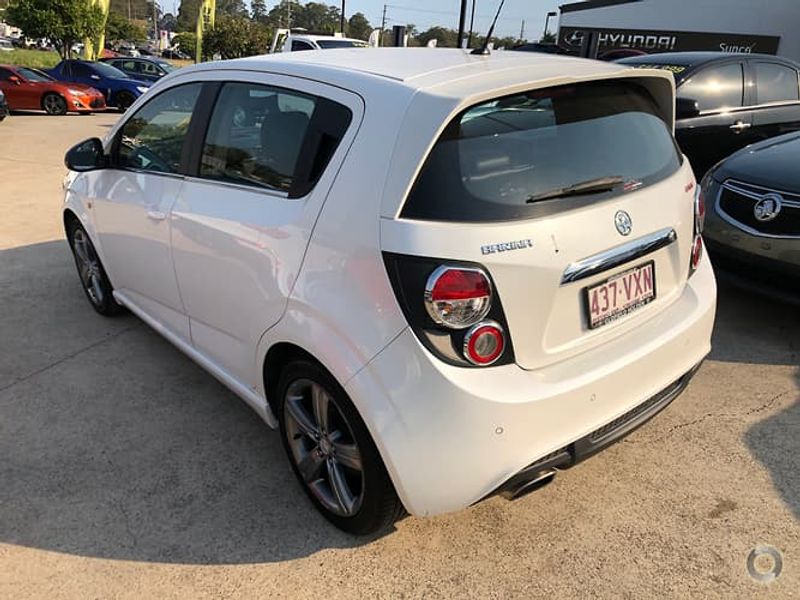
(676, 97), (701, 120)
(65, 137), (106, 172)
(9, 75), (20, 85)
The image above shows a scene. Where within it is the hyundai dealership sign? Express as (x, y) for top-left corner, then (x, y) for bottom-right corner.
(557, 0), (796, 62)
(559, 26), (781, 57)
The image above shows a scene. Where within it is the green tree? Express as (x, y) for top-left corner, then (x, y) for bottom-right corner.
(293, 2), (339, 33)
(540, 31), (556, 44)
(172, 30), (196, 53)
(347, 12), (370, 41)
(106, 11), (146, 42)
(250, 0), (267, 23)
(160, 12), (177, 32)
(203, 14), (269, 59)
(109, 0), (156, 21)
(176, 0), (200, 32)
(6, 0), (105, 59)
(216, 0), (246, 17)
(416, 26), (457, 48)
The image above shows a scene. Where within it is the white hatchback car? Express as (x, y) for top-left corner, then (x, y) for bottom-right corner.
(63, 49), (716, 534)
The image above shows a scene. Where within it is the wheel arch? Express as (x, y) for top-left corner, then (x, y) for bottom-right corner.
(262, 341), (321, 420)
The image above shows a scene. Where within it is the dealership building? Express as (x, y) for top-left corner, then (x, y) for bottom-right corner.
(557, 0), (800, 62)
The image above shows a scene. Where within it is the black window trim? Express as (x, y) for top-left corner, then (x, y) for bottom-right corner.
(183, 79), (353, 200)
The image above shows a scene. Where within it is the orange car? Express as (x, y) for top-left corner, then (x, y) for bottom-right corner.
(0, 64), (106, 115)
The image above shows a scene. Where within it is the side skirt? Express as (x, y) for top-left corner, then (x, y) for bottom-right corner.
(113, 291), (277, 428)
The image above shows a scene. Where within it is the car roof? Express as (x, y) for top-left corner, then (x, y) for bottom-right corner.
(186, 48), (633, 95)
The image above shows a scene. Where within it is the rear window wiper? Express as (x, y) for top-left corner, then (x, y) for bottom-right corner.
(526, 176), (626, 203)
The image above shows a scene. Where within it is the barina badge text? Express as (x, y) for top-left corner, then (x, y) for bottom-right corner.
(481, 239), (534, 255)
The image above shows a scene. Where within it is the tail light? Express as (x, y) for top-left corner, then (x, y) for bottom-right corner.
(463, 322), (505, 365)
(690, 234), (704, 272)
(695, 185), (706, 233)
(690, 181), (706, 276)
(424, 266), (491, 329)
(383, 253), (514, 368)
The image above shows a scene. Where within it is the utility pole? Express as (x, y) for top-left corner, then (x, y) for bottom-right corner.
(519, 19), (525, 42)
(153, 0), (159, 43)
(467, 0), (476, 47)
(380, 4), (387, 46)
(457, 0), (467, 48)
(341, 0), (346, 34)
(287, 0), (292, 29)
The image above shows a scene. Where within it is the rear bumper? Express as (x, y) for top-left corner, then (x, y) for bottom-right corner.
(491, 362), (701, 499)
(345, 253), (716, 517)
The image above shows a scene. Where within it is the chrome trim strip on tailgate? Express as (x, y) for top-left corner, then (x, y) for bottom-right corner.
(561, 227), (677, 285)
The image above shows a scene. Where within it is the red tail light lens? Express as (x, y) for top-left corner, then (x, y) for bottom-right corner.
(690, 234), (704, 273)
(463, 321), (505, 365)
(695, 186), (706, 233)
(425, 266), (492, 329)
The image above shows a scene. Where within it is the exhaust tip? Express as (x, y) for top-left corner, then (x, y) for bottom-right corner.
(501, 470), (557, 501)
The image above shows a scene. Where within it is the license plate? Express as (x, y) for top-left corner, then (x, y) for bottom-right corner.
(584, 261), (656, 329)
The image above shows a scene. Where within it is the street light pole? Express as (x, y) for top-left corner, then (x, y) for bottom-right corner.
(341, 0), (346, 34)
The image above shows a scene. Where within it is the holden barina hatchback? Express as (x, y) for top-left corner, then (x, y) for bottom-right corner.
(63, 49), (716, 534)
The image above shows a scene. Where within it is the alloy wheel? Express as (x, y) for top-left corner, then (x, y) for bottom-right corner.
(284, 379), (365, 517)
(71, 229), (105, 307)
(43, 94), (66, 115)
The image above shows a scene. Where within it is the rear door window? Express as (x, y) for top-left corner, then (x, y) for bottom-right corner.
(402, 81), (681, 223)
(754, 62), (800, 104)
(199, 82), (351, 196)
(678, 63), (744, 112)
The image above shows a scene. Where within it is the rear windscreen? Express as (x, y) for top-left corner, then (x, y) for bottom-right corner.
(401, 80), (681, 223)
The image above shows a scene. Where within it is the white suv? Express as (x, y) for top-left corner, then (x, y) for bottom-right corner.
(63, 49), (716, 534)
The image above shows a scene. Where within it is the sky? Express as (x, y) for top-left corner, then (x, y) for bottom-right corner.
(224, 1), (566, 42)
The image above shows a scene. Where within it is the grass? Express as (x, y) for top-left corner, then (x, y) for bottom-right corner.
(1, 48), (62, 69)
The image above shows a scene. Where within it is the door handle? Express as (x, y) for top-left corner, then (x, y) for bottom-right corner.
(146, 210), (167, 221)
(730, 121), (752, 133)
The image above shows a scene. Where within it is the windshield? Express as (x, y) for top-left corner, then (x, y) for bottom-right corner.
(89, 62), (130, 78)
(17, 67), (54, 82)
(401, 80), (681, 223)
(316, 39), (368, 49)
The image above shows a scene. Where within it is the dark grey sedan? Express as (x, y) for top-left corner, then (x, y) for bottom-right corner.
(701, 132), (800, 297)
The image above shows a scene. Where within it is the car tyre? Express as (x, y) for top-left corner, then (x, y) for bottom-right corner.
(66, 221), (125, 316)
(42, 93), (67, 116)
(116, 91), (135, 112)
(277, 360), (404, 535)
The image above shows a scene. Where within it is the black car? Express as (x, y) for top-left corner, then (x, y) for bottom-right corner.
(619, 52), (800, 178)
(161, 49), (190, 60)
(100, 56), (177, 83)
(700, 132), (800, 297)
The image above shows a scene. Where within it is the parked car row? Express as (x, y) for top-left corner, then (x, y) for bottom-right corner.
(617, 52), (800, 298)
(0, 64), (107, 114)
(0, 57), (180, 115)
